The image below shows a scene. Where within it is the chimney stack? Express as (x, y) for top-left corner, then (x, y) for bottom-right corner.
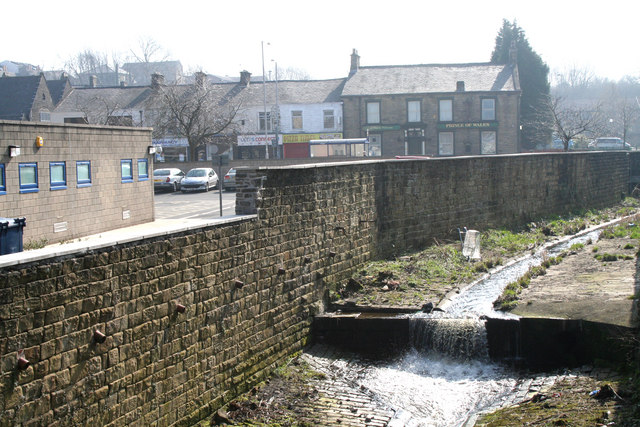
(151, 73), (165, 90)
(240, 70), (251, 86)
(195, 71), (206, 87)
(456, 81), (465, 91)
(349, 49), (360, 75)
(89, 75), (97, 88)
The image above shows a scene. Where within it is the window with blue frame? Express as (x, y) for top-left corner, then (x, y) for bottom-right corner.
(50, 162), (67, 190)
(77, 161), (92, 187)
(121, 159), (133, 183)
(19, 162), (38, 193)
(0, 164), (5, 195)
(137, 159), (149, 180)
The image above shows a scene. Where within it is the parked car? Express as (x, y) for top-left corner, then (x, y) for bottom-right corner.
(588, 137), (631, 151)
(181, 168), (219, 192)
(223, 168), (238, 191)
(153, 168), (185, 192)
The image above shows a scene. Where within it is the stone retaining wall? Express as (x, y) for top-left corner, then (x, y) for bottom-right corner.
(0, 152), (632, 426)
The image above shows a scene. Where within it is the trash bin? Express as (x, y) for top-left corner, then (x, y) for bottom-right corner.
(0, 217), (26, 255)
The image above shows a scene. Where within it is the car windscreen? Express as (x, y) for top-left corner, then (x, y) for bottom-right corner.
(187, 170), (206, 177)
(154, 170), (170, 176)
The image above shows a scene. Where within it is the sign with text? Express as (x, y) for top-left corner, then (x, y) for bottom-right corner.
(237, 134), (277, 146)
(437, 122), (498, 130)
(153, 138), (189, 147)
(282, 133), (343, 144)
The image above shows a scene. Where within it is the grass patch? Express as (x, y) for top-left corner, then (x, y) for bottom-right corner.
(24, 238), (48, 250)
(493, 261), (556, 311)
(594, 253), (634, 262)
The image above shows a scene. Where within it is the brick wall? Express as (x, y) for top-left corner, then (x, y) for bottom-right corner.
(0, 151), (630, 426)
(0, 121), (154, 246)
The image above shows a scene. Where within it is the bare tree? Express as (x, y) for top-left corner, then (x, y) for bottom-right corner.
(64, 49), (121, 78)
(544, 95), (604, 150)
(150, 73), (245, 160)
(275, 66), (311, 81)
(64, 90), (133, 125)
(128, 37), (169, 63)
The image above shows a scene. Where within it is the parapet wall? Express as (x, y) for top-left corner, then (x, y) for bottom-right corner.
(0, 152), (632, 426)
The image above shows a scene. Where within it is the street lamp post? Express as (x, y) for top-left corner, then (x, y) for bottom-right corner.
(261, 41), (269, 159)
(274, 61), (279, 159)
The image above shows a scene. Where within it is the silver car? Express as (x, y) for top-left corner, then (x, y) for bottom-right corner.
(223, 168), (237, 191)
(180, 168), (219, 192)
(153, 168), (185, 192)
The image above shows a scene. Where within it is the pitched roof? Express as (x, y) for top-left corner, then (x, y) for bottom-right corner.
(55, 86), (152, 112)
(342, 63), (519, 96)
(231, 78), (346, 107)
(0, 75), (43, 120)
(46, 78), (71, 105)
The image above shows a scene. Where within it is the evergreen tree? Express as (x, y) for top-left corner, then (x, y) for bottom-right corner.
(491, 20), (551, 150)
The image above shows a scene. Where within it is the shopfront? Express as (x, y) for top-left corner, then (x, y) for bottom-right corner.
(153, 138), (189, 163)
(282, 133), (343, 158)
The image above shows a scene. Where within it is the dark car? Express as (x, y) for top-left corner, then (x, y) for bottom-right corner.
(153, 168), (185, 192)
(223, 168), (238, 191)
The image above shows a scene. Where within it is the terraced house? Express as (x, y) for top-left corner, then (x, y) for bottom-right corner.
(342, 49), (521, 157)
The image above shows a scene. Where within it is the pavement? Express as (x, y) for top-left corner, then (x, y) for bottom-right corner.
(0, 215), (254, 268)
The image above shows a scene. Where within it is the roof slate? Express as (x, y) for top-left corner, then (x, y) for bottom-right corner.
(55, 86), (152, 112)
(0, 75), (42, 120)
(342, 63), (518, 96)
(235, 78), (346, 106)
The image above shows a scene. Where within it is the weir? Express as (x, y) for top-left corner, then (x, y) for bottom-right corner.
(312, 223), (636, 425)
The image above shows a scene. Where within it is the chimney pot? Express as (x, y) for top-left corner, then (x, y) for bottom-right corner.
(151, 73), (165, 89)
(195, 71), (206, 87)
(240, 70), (251, 86)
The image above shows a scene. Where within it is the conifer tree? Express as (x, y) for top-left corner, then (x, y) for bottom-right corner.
(491, 20), (551, 150)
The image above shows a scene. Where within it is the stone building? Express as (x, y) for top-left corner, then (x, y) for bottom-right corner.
(0, 120), (154, 246)
(341, 50), (521, 157)
(0, 74), (71, 122)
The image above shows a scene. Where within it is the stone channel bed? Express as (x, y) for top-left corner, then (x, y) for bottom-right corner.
(214, 343), (623, 426)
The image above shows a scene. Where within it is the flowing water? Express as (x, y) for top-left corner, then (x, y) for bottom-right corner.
(318, 230), (604, 426)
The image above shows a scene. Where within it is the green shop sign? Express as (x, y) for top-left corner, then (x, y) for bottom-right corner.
(437, 122), (498, 130)
(363, 125), (401, 131)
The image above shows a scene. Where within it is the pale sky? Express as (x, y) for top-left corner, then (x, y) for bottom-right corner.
(3, 0), (639, 82)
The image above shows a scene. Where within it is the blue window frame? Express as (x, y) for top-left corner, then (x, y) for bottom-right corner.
(137, 159), (149, 180)
(50, 162), (67, 190)
(0, 164), (5, 195)
(77, 161), (92, 187)
(121, 159), (133, 183)
(19, 162), (39, 193)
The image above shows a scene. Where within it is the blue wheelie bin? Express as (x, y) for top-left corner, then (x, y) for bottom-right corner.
(0, 217), (26, 255)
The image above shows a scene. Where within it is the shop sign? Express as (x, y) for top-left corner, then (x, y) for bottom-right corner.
(282, 133), (343, 144)
(363, 125), (401, 131)
(237, 134), (277, 146)
(153, 138), (189, 147)
(437, 122), (498, 130)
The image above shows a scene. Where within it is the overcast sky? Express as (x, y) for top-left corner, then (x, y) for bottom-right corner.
(4, 0), (638, 82)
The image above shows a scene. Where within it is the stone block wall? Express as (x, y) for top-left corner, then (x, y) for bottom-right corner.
(0, 151), (631, 426)
(372, 152), (628, 257)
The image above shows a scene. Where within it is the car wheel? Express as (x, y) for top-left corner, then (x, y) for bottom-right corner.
(172, 182), (178, 192)
(205, 183), (209, 192)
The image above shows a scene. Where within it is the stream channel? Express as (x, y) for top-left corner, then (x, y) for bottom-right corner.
(314, 229), (603, 426)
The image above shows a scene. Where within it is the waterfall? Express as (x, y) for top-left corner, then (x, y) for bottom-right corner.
(409, 317), (489, 360)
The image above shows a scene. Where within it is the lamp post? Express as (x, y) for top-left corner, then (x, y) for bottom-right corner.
(261, 41), (269, 159)
(273, 61), (279, 159)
